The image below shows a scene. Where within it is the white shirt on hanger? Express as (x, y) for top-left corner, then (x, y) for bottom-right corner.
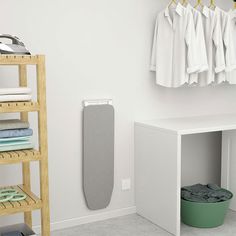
(186, 4), (208, 85)
(215, 7), (236, 84)
(198, 6), (225, 86)
(226, 9), (236, 84)
(150, 3), (200, 88)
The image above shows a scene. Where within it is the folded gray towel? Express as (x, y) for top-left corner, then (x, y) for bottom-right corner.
(2, 231), (23, 236)
(181, 184), (233, 203)
(0, 119), (29, 131)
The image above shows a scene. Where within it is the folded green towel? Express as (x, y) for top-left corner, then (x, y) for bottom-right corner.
(0, 140), (32, 147)
(0, 136), (31, 143)
(0, 143), (34, 152)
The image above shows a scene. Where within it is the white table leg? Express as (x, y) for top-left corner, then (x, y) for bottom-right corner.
(222, 130), (236, 211)
(135, 124), (181, 236)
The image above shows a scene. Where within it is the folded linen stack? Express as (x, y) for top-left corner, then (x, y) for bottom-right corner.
(0, 119), (34, 152)
(0, 87), (32, 102)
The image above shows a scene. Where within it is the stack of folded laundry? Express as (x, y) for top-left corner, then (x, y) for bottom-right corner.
(0, 119), (34, 152)
(0, 87), (32, 102)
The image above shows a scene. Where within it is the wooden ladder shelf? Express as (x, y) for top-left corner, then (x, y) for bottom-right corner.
(0, 55), (50, 236)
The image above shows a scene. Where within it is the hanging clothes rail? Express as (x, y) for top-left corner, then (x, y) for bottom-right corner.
(150, 0), (236, 88)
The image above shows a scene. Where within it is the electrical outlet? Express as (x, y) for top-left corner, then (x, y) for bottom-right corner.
(122, 178), (131, 191)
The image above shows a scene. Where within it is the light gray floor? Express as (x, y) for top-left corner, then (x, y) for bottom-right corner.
(51, 211), (236, 236)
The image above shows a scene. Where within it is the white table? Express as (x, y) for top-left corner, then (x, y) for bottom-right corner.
(135, 114), (236, 236)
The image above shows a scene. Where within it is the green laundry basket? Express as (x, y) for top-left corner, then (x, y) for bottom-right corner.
(181, 189), (233, 228)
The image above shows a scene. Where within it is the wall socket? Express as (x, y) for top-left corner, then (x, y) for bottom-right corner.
(122, 178), (131, 191)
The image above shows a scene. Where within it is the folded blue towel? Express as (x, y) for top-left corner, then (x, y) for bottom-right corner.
(0, 129), (33, 138)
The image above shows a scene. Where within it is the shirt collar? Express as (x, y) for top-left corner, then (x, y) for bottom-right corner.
(214, 6), (222, 14)
(202, 6), (210, 18)
(175, 3), (185, 16)
(164, 3), (185, 18)
(229, 9), (236, 19)
(164, 7), (169, 17)
(185, 3), (192, 11)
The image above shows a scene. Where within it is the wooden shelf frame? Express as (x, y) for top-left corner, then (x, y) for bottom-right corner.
(0, 101), (40, 113)
(0, 149), (40, 165)
(0, 55), (50, 236)
(0, 185), (42, 216)
(0, 55), (42, 65)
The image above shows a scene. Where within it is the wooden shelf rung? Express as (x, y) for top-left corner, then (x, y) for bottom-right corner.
(0, 102), (39, 113)
(0, 203), (5, 210)
(0, 149), (40, 164)
(15, 186), (35, 206)
(0, 55), (40, 65)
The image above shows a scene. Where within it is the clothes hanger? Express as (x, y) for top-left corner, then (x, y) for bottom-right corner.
(208, 0), (216, 10)
(181, 0), (188, 6)
(194, 0), (204, 9)
(168, 0), (178, 8)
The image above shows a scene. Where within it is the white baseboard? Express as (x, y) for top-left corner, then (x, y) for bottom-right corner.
(33, 206), (137, 234)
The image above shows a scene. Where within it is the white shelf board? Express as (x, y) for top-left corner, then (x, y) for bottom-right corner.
(135, 114), (236, 135)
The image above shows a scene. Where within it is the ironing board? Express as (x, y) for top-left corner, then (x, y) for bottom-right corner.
(83, 104), (114, 210)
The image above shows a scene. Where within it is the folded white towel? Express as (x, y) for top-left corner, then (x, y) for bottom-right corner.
(0, 94), (32, 102)
(0, 87), (31, 95)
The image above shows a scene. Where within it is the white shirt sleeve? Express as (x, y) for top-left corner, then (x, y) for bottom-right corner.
(150, 17), (158, 72)
(196, 15), (208, 72)
(185, 12), (200, 74)
(223, 14), (236, 72)
(213, 15), (226, 73)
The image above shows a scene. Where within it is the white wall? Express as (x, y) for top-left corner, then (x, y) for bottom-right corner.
(181, 132), (222, 187)
(0, 0), (235, 231)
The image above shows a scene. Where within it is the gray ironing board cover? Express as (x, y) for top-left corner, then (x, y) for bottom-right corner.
(83, 104), (114, 210)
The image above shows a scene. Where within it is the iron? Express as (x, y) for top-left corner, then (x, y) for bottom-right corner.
(0, 34), (30, 55)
